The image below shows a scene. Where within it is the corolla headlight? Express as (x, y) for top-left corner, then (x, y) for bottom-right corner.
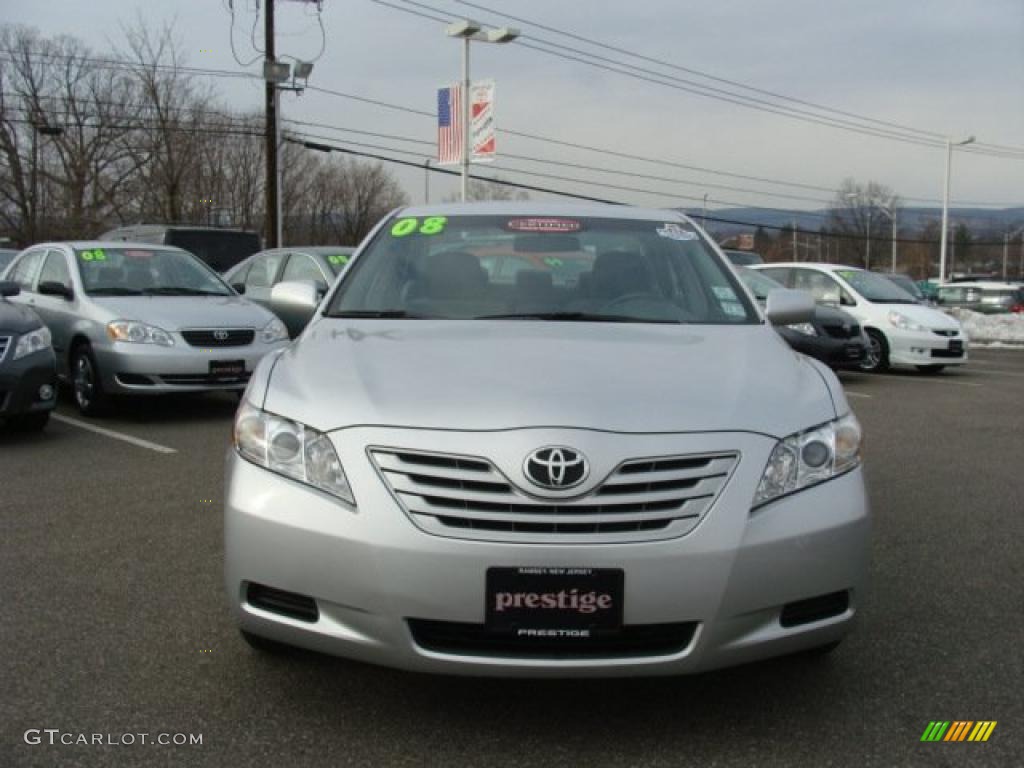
(260, 318), (288, 344)
(753, 412), (862, 508)
(13, 326), (52, 359)
(233, 400), (355, 507)
(786, 323), (817, 336)
(107, 320), (174, 346)
(887, 311), (927, 333)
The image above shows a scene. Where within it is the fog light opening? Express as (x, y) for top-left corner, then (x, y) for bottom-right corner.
(38, 384), (55, 401)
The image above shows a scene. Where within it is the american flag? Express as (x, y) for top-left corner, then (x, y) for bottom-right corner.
(437, 85), (463, 165)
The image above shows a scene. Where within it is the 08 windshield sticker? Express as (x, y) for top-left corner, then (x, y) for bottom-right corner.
(390, 216), (448, 237)
(327, 254), (351, 266)
(78, 248), (107, 262)
(656, 223), (698, 241)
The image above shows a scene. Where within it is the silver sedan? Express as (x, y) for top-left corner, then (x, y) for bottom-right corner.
(225, 203), (870, 676)
(1, 241), (289, 415)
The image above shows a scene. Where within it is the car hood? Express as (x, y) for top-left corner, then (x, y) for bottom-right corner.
(91, 295), (274, 331)
(875, 302), (960, 330)
(262, 320), (838, 437)
(0, 299), (46, 335)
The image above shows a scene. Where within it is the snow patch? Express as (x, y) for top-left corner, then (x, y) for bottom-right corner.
(949, 308), (1024, 345)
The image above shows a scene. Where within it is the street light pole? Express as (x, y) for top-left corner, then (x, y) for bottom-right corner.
(1006, 226), (1024, 280)
(424, 159), (432, 204)
(875, 204), (897, 272)
(446, 20), (519, 203)
(939, 135), (975, 282)
(865, 209), (872, 270)
(701, 193), (708, 228)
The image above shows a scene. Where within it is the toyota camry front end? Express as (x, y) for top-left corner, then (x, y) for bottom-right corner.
(224, 203), (870, 676)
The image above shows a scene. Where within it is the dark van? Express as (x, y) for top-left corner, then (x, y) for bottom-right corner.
(98, 225), (261, 273)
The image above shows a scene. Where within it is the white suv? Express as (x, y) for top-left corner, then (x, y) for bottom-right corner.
(752, 263), (966, 373)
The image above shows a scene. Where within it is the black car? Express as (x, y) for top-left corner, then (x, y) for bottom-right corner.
(0, 281), (58, 431)
(737, 268), (867, 368)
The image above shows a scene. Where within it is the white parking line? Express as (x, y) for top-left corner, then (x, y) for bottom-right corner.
(844, 391), (873, 399)
(960, 368), (1024, 378)
(52, 414), (178, 454)
(880, 375), (983, 388)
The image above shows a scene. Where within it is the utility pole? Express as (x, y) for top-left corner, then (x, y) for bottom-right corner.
(461, 36), (471, 202)
(264, 0), (279, 248)
(792, 220), (798, 261)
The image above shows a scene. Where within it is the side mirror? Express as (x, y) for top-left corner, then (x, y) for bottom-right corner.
(38, 280), (73, 300)
(765, 289), (815, 326)
(270, 280), (320, 337)
(231, 282), (246, 294)
(0, 280), (20, 297)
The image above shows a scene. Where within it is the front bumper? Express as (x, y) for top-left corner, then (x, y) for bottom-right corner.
(886, 328), (967, 367)
(224, 427), (871, 676)
(0, 349), (58, 417)
(95, 340), (288, 394)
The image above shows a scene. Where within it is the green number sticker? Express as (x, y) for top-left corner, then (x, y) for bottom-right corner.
(80, 249), (107, 262)
(544, 257), (564, 267)
(328, 255), (350, 266)
(419, 216), (447, 235)
(390, 216), (448, 237)
(391, 218), (419, 237)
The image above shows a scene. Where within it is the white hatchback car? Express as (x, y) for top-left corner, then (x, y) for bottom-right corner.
(752, 263), (966, 373)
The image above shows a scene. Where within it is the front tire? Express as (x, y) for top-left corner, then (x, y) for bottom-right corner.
(71, 344), (110, 416)
(916, 365), (945, 374)
(859, 330), (889, 373)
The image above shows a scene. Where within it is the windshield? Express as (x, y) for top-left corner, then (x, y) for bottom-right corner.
(0, 250), (17, 272)
(737, 267), (784, 300)
(166, 230), (261, 272)
(883, 274), (923, 300)
(327, 215), (757, 324)
(74, 247), (232, 296)
(305, 247), (356, 276)
(836, 269), (918, 303)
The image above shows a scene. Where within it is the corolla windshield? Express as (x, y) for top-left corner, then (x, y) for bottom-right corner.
(836, 269), (918, 304)
(327, 215), (758, 324)
(74, 247), (233, 296)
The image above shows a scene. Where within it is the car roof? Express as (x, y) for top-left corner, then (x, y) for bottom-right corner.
(395, 201), (693, 222)
(751, 262), (861, 272)
(939, 281), (1020, 290)
(33, 241), (185, 251)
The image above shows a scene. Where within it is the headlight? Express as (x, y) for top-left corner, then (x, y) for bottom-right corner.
(107, 320), (174, 346)
(13, 326), (51, 360)
(233, 400), (355, 507)
(887, 311), (927, 332)
(260, 318), (288, 344)
(753, 412), (862, 508)
(786, 322), (817, 336)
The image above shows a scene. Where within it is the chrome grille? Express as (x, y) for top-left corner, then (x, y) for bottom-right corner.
(370, 448), (739, 543)
(181, 329), (254, 347)
(0, 335), (10, 363)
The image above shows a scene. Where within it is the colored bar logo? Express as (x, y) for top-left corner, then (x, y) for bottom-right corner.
(921, 721), (997, 742)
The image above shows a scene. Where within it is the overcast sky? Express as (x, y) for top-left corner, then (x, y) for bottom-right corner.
(5, 0), (1023, 212)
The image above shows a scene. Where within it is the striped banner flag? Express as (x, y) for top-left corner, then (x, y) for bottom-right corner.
(437, 84), (463, 165)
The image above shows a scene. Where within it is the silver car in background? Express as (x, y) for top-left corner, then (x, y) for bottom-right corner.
(225, 203), (870, 677)
(1, 242), (289, 415)
(223, 246), (356, 337)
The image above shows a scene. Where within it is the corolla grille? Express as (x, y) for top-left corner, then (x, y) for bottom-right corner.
(180, 329), (254, 347)
(0, 335), (10, 363)
(369, 448), (739, 543)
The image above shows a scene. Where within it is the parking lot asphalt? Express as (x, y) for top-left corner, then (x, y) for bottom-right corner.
(2, 348), (1021, 768)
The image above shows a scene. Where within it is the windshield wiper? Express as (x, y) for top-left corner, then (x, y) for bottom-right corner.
(327, 309), (434, 319)
(87, 287), (144, 296)
(142, 287), (229, 296)
(476, 312), (679, 324)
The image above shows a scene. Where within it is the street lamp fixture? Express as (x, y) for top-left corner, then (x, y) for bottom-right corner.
(445, 19), (520, 201)
(263, 60), (291, 84)
(292, 60), (314, 80)
(938, 135), (975, 283)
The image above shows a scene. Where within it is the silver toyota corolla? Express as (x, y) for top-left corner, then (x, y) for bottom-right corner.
(1, 241), (289, 415)
(225, 203), (869, 677)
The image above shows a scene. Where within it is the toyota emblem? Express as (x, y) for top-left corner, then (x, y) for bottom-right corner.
(523, 447), (589, 490)
(213, 330), (230, 341)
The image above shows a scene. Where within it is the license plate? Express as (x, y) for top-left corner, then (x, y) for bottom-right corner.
(486, 567), (624, 636)
(209, 360), (245, 377)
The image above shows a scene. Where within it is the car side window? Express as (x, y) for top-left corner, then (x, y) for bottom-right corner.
(38, 250), (72, 289)
(280, 254), (326, 287)
(758, 267), (792, 286)
(245, 253), (285, 290)
(792, 269), (846, 305)
(8, 250), (46, 291)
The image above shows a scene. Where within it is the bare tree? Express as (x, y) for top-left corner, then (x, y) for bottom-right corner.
(447, 175), (529, 202)
(827, 178), (900, 268)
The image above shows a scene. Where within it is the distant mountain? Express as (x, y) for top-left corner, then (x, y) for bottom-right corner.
(678, 206), (1024, 237)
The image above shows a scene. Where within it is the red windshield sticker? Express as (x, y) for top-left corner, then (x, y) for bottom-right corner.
(124, 250), (155, 258)
(506, 218), (582, 233)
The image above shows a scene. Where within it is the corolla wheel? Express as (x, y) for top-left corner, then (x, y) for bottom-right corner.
(74, 354), (93, 409)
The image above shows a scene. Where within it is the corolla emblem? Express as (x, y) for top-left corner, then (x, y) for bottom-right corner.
(213, 330), (230, 341)
(524, 447), (588, 490)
